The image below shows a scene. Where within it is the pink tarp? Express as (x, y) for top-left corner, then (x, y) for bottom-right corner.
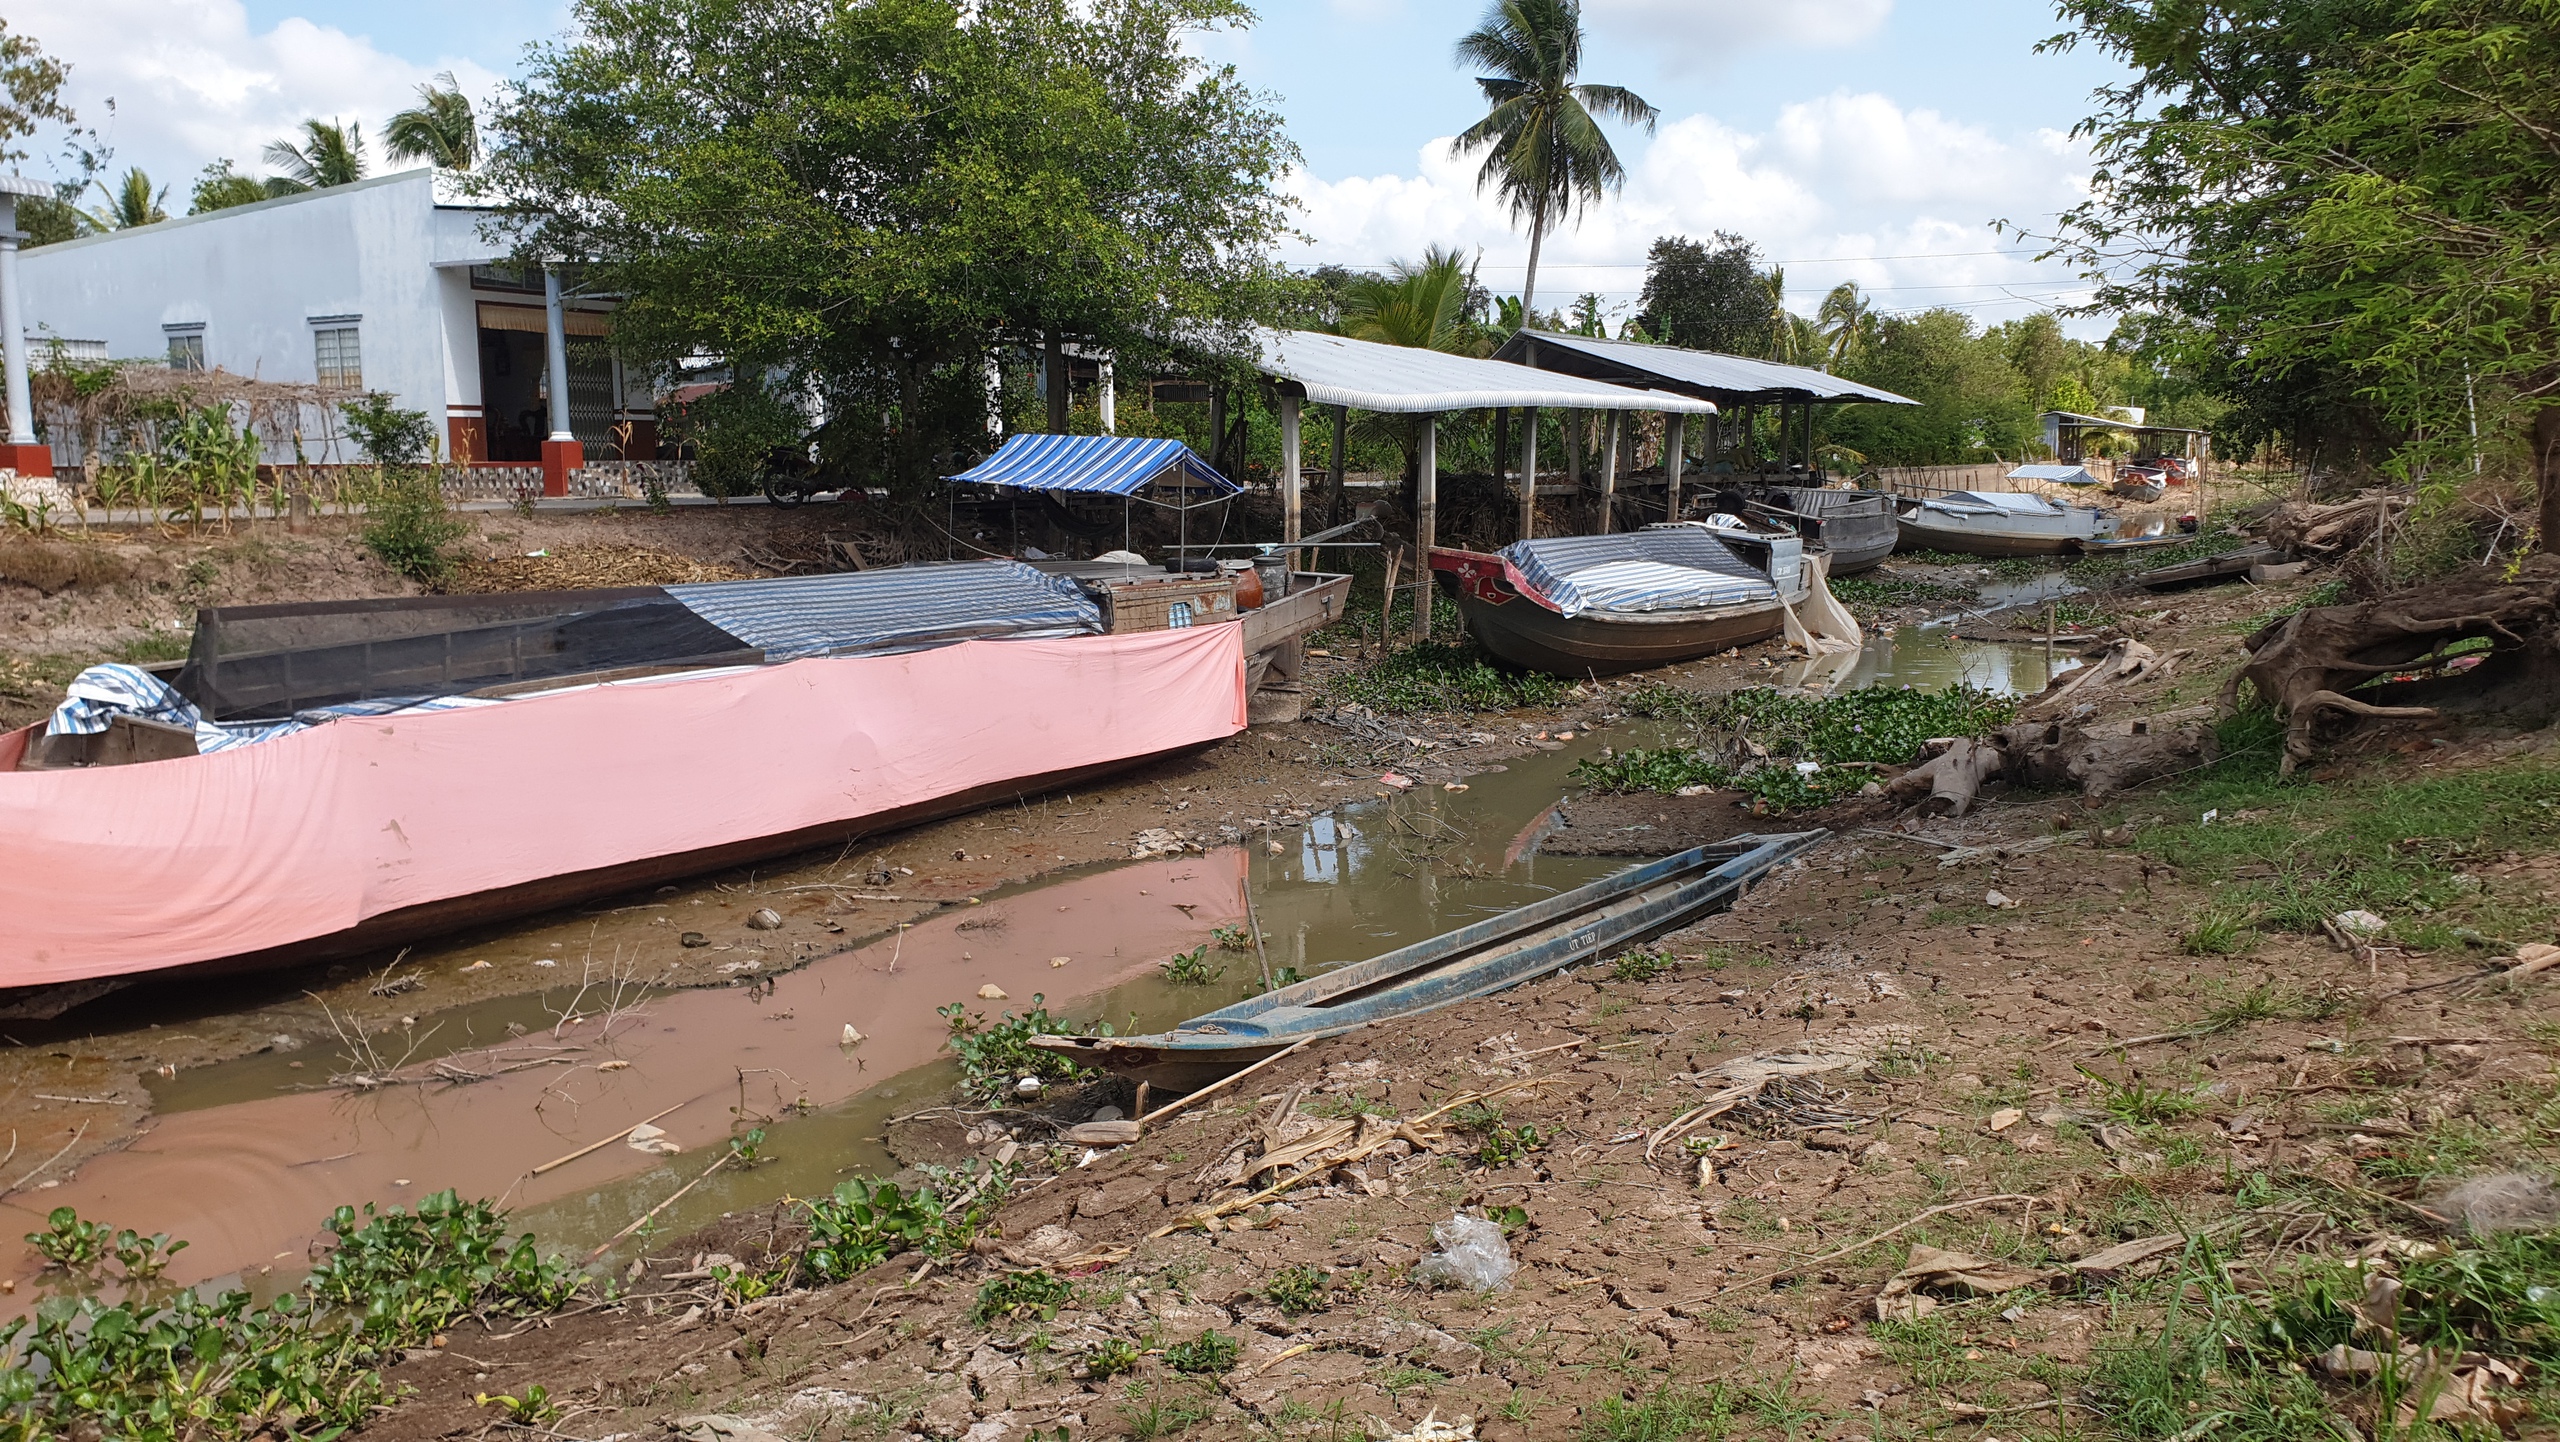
(0, 626), (1245, 987)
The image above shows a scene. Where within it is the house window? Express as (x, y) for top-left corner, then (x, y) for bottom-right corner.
(313, 326), (362, 389)
(166, 331), (205, 372)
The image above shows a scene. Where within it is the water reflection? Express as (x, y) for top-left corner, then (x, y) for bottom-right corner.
(1782, 628), (2084, 696)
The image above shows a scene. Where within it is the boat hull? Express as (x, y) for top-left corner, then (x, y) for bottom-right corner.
(1745, 489), (1897, 575)
(1452, 592), (1786, 676)
(1894, 517), (2088, 558)
(1037, 832), (1826, 1091)
(0, 626), (1250, 1011)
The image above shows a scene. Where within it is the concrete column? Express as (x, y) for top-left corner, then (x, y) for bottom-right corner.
(1597, 410), (1620, 534)
(1099, 358), (1116, 435)
(1517, 405), (1539, 539)
(0, 182), (50, 477)
(1415, 415), (1436, 641)
(1665, 413), (1686, 523)
(1279, 393), (1301, 568)
(1044, 332), (1067, 433)
(539, 266), (581, 497)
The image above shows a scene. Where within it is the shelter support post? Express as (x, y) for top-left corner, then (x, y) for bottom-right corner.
(1279, 393), (1302, 569)
(1665, 413), (1685, 523)
(1518, 406), (1540, 540)
(0, 187), (45, 477)
(1705, 411), (1721, 477)
(1597, 411), (1620, 534)
(1415, 417), (1437, 641)
(1493, 407), (1509, 484)
(1099, 358), (1116, 435)
(1044, 332), (1068, 433)
(540, 267), (581, 497)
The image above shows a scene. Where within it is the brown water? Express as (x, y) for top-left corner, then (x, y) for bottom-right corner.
(0, 741), (1621, 1302)
(1781, 628), (2084, 695)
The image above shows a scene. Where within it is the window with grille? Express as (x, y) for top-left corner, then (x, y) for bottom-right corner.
(313, 326), (362, 388)
(166, 332), (204, 372)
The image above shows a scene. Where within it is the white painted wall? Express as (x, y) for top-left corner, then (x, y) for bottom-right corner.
(18, 169), (507, 462)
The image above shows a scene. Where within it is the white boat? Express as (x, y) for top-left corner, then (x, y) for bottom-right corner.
(1895, 490), (2117, 558)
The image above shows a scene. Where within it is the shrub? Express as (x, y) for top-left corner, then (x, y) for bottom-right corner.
(937, 995), (1100, 1103)
(340, 393), (437, 465)
(361, 469), (465, 581)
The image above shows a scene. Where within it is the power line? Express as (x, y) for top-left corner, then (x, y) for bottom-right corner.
(1294, 247), (2050, 271)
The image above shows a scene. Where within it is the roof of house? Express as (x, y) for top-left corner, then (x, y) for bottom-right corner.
(1492, 330), (1920, 407)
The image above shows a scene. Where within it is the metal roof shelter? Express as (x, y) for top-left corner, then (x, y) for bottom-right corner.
(1232, 330), (1721, 638)
(947, 434), (1239, 497)
(2041, 409), (2211, 465)
(1492, 329), (1918, 486)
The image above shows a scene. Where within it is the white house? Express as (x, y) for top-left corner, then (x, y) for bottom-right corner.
(16, 168), (657, 492)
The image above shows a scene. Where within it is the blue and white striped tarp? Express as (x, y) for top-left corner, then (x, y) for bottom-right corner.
(666, 560), (1103, 662)
(1499, 530), (1778, 619)
(946, 434), (1240, 496)
(48, 663), (495, 753)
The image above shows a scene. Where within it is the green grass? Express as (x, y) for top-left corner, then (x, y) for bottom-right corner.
(1579, 1383), (1740, 1441)
(2077, 1064), (2204, 1125)
(2131, 708), (2560, 949)
(1326, 638), (1572, 714)
(1583, 683), (2018, 812)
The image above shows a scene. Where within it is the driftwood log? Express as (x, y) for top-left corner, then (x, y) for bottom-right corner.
(2224, 554), (2560, 772)
(1885, 638), (2215, 814)
(2260, 492), (2409, 558)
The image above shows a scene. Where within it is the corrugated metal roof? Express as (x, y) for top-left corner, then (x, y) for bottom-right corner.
(946, 434), (1240, 496)
(2008, 464), (2101, 486)
(1494, 330), (1920, 407)
(667, 562), (1103, 661)
(1251, 329), (1717, 414)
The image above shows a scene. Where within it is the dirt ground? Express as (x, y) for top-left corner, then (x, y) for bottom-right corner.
(7, 509), (2557, 1441)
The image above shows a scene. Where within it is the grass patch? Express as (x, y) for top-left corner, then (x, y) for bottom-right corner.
(1159, 1329), (1241, 1375)
(1583, 683), (2017, 812)
(1326, 639), (1571, 714)
(1579, 1383), (1739, 1441)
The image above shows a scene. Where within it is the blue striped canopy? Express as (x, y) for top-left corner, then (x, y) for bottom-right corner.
(1500, 530), (1778, 618)
(947, 434), (1240, 496)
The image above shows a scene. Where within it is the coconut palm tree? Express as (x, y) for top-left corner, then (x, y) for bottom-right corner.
(1817, 281), (1878, 370)
(1449, 0), (1657, 319)
(83, 167), (168, 230)
(262, 119), (368, 192)
(1339, 246), (1486, 356)
(1761, 266), (1805, 364)
(384, 73), (477, 170)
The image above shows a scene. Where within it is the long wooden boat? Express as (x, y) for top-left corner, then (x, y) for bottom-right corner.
(2137, 544), (2284, 591)
(1429, 525), (1810, 678)
(0, 564), (1347, 1018)
(1895, 491), (2117, 559)
(1031, 831), (1825, 1091)
(1739, 486), (1898, 575)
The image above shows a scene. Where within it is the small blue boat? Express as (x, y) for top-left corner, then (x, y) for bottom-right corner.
(1033, 831), (1826, 1091)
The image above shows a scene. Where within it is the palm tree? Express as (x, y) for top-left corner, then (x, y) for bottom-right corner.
(1449, 0), (1657, 319)
(1761, 266), (1811, 364)
(384, 73), (477, 170)
(83, 168), (168, 230)
(263, 119), (368, 192)
(1816, 282), (1878, 370)
(1339, 246), (1486, 356)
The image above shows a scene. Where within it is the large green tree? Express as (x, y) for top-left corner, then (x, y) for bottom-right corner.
(1635, 232), (1765, 354)
(1828, 308), (2043, 466)
(480, 0), (1296, 493)
(2044, 0), (2560, 552)
(1, 18), (100, 245)
(1449, 0), (1656, 317)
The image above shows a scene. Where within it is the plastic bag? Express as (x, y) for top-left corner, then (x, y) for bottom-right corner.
(1414, 1214), (1516, 1292)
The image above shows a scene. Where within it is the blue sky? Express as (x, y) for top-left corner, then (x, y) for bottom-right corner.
(22, 0), (2130, 329)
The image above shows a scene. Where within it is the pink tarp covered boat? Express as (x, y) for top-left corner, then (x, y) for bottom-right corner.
(0, 568), (1249, 1011)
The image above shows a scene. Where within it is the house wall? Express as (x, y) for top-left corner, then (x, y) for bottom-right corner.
(18, 170), (507, 464)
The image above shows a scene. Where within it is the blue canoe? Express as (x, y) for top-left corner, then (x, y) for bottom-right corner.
(1033, 830), (1826, 1091)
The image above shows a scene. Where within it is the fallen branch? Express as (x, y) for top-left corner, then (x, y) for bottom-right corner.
(531, 1101), (690, 1177)
(587, 1153), (732, 1262)
(1136, 1034), (1333, 1129)
(1684, 1193), (2041, 1301)
(1, 1121), (90, 1199)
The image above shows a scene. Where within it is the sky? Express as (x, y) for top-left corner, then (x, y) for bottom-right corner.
(11, 0), (2131, 334)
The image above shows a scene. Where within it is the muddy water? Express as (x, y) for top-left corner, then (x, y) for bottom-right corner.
(1782, 628), (2084, 696)
(1, 743), (1622, 1302)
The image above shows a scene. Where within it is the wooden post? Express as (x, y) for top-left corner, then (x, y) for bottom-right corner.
(1328, 404), (1348, 532)
(1518, 406), (1540, 539)
(1665, 412), (1686, 523)
(1566, 412), (1584, 501)
(1207, 385), (1227, 475)
(1493, 407), (1510, 486)
(1597, 410), (1620, 534)
(1279, 393), (1302, 570)
(1416, 416), (1437, 640)
(1044, 331), (1068, 433)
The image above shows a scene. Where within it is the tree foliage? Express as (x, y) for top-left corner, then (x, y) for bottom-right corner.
(1635, 232), (1766, 355)
(263, 118), (369, 191)
(385, 73), (478, 171)
(480, 0), (1298, 498)
(189, 160), (288, 214)
(82, 167), (167, 231)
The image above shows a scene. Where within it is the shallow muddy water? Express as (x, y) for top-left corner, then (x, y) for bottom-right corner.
(1, 740), (1623, 1301)
(1781, 628), (2084, 696)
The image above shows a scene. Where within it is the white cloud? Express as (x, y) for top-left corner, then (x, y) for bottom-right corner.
(13, 0), (502, 196)
(1586, 0), (1894, 75)
(1288, 89), (2100, 331)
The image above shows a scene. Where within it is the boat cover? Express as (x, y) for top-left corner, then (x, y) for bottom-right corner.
(1499, 530), (1778, 618)
(946, 434), (1240, 496)
(0, 626), (1246, 988)
(49, 664), (497, 753)
(2007, 465), (2100, 487)
(666, 561), (1101, 661)
(1924, 490), (2073, 515)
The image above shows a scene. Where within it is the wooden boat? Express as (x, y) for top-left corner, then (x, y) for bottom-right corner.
(0, 563), (1348, 1018)
(1031, 831), (1825, 1090)
(2137, 544), (2284, 591)
(1894, 490), (2117, 558)
(1737, 486), (1898, 575)
(2111, 471), (2168, 502)
(1429, 525), (1810, 678)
